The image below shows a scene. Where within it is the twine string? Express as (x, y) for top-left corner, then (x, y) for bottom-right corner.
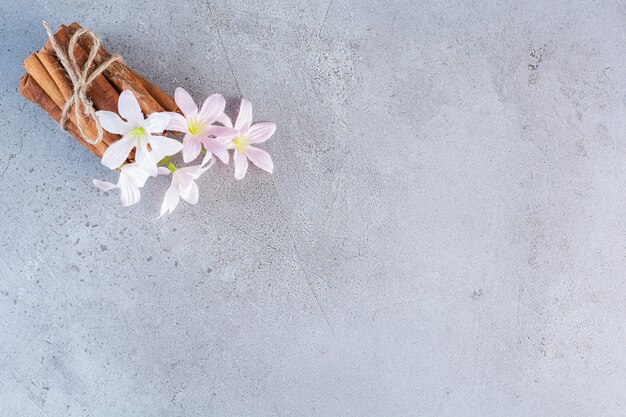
(43, 20), (123, 145)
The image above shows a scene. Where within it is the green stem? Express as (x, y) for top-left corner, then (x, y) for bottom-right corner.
(158, 155), (177, 173)
(158, 155), (173, 166)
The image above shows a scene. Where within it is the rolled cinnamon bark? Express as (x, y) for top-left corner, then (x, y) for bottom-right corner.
(35, 48), (118, 148)
(43, 25), (120, 113)
(23, 53), (66, 108)
(35, 49), (73, 100)
(133, 70), (178, 112)
(20, 22), (176, 163)
(66, 23), (165, 115)
(23, 52), (113, 154)
(20, 74), (104, 157)
(67, 22), (178, 112)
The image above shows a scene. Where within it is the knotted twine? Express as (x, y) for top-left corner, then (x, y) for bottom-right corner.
(43, 20), (123, 145)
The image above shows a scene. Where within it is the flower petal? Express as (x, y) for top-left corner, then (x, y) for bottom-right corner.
(145, 112), (171, 134)
(95, 111), (128, 135)
(123, 164), (151, 188)
(175, 170), (193, 189)
(246, 147), (273, 174)
(247, 122), (276, 143)
(135, 144), (157, 176)
(201, 153), (216, 168)
(201, 138), (229, 164)
(117, 172), (141, 206)
(175, 87), (198, 118)
(234, 150), (248, 180)
(198, 94), (225, 124)
(93, 179), (117, 191)
(188, 164), (211, 180)
(101, 136), (135, 169)
(120, 184), (141, 206)
(118, 90), (143, 125)
(181, 181), (199, 204)
(149, 136), (184, 159)
(160, 184), (180, 217)
(182, 134), (202, 163)
(157, 167), (171, 175)
(166, 112), (189, 133)
(216, 112), (233, 128)
(235, 98), (253, 131)
(206, 125), (238, 137)
(214, 136), (235, 149)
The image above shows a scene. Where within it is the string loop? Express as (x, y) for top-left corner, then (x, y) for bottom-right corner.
(43, 20), (123, 145)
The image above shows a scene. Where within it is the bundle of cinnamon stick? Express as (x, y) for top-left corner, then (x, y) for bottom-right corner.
(19, 22), (178, 159)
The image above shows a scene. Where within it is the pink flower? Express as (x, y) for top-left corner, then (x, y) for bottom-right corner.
(158, 154), (215, 217)
(166, 88), (237, 164)
(93, 163), (152, 207)
(96, 90), (182, 175)
(215, 98), (276, 180)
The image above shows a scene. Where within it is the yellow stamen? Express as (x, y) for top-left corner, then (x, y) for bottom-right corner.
(233, 134), (250, 153)
(130, 126), (145, 139)
(188, 118), (205, 136)
(189, 123), (201, 135)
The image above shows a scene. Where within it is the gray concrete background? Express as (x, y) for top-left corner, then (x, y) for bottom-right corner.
(2, 0), (626, 415)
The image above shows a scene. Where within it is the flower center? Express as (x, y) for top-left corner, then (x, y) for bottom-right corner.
(129, 126), (146, 141)
(188, 118), (206, 136)
(233, 134), (251, 152)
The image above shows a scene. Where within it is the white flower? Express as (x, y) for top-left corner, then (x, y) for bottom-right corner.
(215, 98), (275, 180)
(96, 90), (183, 175)
(166, 88), (237, 164)
(159, 154), (215, 217)
(93, 163), (152, 206)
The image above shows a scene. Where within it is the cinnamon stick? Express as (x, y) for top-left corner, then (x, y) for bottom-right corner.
(35, 50), (73, 100)
(67, 22), (177, 112)
(66, 23), (165, 115)
(132, 70), (178, 112)
(20, 74), (103, 158)
(23, 53), (65, 108)
(20, 22), (176, 163)
(35, 48), (118, 148)
(43, 25), (120, 113)
(23, 52), (111, 155)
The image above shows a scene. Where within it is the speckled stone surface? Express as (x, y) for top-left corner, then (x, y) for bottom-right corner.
(2, 1), (626, 415)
